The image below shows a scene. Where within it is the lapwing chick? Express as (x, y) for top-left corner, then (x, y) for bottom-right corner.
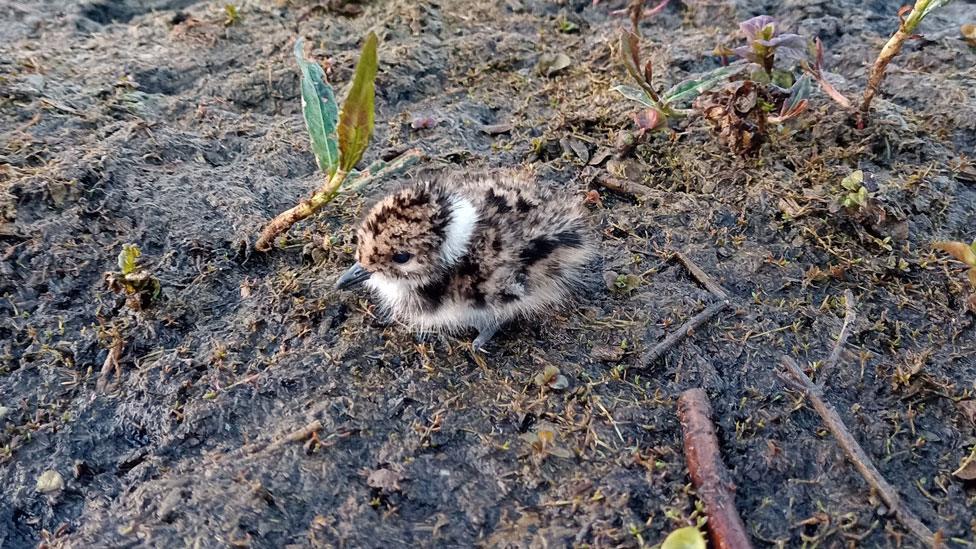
(336, 172), (595, 350)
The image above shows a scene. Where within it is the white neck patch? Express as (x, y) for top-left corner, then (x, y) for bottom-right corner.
(441, 196), (478, 265)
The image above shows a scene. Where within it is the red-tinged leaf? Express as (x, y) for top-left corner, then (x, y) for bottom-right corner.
(620, 30), (657, 99)
(337, 31), (379, 173)
(643, 60), (653, 86)
(805, 40), (852, 109)
(934, 241), (976, 266)
(626, 31), (641, 76)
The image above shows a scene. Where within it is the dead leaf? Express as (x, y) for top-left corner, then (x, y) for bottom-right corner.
(957, 400), (976, 426)
(591, 344), (625, 362)
(36, 470), (65, 493)
(583, 189), (602, 206)
(962, 23), (976, 46)
(953, 446), (976, 480)
(366, 468), (401, 492)
(537, 52), (571, 77)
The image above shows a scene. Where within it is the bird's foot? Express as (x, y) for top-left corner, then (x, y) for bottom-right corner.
(472, 325), (499, 353)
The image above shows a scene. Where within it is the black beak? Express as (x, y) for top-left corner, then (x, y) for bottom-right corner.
(336, 262), (371, 289)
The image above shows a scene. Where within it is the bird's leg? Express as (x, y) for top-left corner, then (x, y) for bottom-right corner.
(472, 323), (500, 352)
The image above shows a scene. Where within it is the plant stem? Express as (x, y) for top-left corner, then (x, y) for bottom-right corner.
(858, 0), (932, 125)
(255, 169), (349, 252)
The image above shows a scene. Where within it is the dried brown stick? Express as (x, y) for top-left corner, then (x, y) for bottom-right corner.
(593, 173), (656, 200)
(818, 289), (856, 383)
(677, 389), (754, 549)
(642, 300), (729, 366)
(779, 356), (937, 546)
(96, 334), (124, 393)
(262, 420), (323, 454)
(675, 252), (729, 300)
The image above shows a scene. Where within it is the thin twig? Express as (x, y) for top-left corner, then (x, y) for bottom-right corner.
(593, 173), (657, 200)
(642, 300), (729, 366)
(818, 289), (856, 383)
(641, 253), (732, 367)
(261, 420), (323, 454)
(779, 356), (938, 546)
(676, 252), (729, 300)
(96, 334), (124, 393)
(677, 389), (754, 549)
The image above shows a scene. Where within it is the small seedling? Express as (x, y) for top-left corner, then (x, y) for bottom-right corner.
(104, 244), (162, 310)
(859, 0), (955, 125)
(840, 169), (869, 209)
(223, 4), (241, 26)
(255, 33), (379, 252)
(613, 30), (743, 131)
(734, 15), (806, 78)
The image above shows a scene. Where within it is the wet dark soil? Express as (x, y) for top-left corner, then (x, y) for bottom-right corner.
(2, 0), (975, 547)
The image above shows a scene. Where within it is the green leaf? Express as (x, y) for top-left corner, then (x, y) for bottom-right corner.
(611, 85), (656, 108)
(118, 244), (141, 275)
(663, 63), (744, 105)
(661, 526), (706, 549)
(337, 31), (379, 174)
(295, 38), (340, 175)
(918, 0), (954, 21)
(841, 169), (864, 191)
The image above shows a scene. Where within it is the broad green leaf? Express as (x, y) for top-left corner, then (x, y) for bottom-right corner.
(663, 63), (744, 105)
(611, 85), (656, 108)
(118, 244), (141, 275)
(338, 31), (379, 173)
(661, 526), (706, 549)
(295, 38), (340, 175)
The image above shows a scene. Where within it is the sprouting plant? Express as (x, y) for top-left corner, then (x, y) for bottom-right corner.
(734, 15), (807, 77)
(255, 33), (379, 252)
(933, 239), (976, 310)
(859, 0), (955, 125)
(104, 244), (162, 310)
(223, 4), (241, 26)
(612, 30), (743, 132)
(839, 169), (869, 209)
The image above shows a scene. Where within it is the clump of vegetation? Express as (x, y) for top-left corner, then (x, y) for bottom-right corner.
(838, 169), (869, 209)
(255, 33), (379, 252)
(933, 239), (976, 311)
(613, 30), (742, 134)
(614, 15), (811, 155)
(223, 4), (241, 27)
(104, 244), (161, 311)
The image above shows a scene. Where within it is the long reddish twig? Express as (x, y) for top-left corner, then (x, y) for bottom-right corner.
(677, 389), (754, 549)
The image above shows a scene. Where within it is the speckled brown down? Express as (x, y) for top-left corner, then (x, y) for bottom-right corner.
(336, 172), (596, 350)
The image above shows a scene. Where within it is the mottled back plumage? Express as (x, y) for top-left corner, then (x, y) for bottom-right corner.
(337, 171), (595, 349)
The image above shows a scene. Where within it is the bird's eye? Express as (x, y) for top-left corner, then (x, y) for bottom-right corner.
(391, 251), (412, 264)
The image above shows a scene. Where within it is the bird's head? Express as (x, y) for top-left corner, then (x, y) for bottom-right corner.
(336, 182), (478, 290)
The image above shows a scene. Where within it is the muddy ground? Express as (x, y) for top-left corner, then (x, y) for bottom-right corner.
(1, 0), (975, 547)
